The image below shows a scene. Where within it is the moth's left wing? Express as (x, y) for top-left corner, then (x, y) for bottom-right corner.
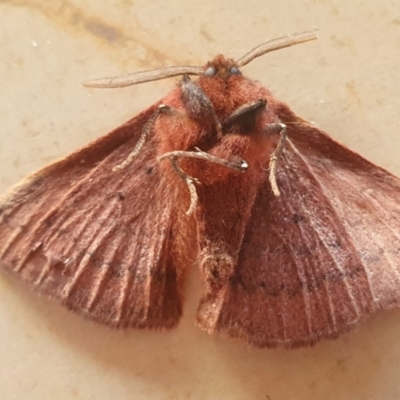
(198, 104), (400, 347)
(0, 105), (188, 329)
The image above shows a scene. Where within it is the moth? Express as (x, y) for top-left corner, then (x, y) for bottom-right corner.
(1, 31), (400, 348)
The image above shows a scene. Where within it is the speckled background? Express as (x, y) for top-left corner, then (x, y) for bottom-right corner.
(1, 1), (400, 399)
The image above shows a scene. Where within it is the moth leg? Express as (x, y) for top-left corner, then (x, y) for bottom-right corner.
(223, 99), (267, 127)
(170, 157), (200, 217)
(113, 104), (172, 171)
(180, 75), (222, 137)
(267, 122), (287, 196)
(159, 148), (248, 215)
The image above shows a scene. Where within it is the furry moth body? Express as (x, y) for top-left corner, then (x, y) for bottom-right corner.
(1, 31), (400, 348)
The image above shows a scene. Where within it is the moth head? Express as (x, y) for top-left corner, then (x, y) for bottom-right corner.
(203, 56), (241, 79)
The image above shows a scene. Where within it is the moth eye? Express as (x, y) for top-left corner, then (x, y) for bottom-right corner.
(204, 66), (216, 76)
(229, 66), (241, 75)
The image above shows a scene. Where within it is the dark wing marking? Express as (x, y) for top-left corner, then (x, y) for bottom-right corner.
(0, 104), (184, 329)
(198, 104), (400, 347)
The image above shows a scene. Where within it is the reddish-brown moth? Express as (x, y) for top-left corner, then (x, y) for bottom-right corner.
(1, 31), (400, 348)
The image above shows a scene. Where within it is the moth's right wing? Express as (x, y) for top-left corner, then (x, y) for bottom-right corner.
(198, 104), (400, 347)
(0, 104), (187, 329)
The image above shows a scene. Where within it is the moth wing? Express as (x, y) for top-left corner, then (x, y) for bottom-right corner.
(0, 104), (184, 329)
(199, 104), (400, 347)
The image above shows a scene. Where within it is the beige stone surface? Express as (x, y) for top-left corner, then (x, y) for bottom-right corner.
(0, 1), (400, 399)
